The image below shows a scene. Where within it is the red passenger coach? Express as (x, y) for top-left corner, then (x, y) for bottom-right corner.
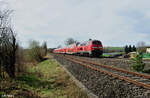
(53, 48), (66, 54)
(66, 43), (77, 54)
(53, 39), (103, 57)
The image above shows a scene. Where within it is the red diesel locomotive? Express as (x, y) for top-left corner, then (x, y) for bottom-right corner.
(53, 39), (103, 57)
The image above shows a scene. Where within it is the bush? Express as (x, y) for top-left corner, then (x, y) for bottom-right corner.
(130, 53), (145, 72)
(142, 53), (150, 58)
(41, 41), (47, 56)
(136, 41), (146, 53)
(25, 40), (47, 63)
(26, 48), (42, 62)
(15, 46), (26, 73)
(137, 47), (146, 53)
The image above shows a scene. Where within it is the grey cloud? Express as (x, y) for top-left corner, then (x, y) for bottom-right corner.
(4, 0), (150, 48)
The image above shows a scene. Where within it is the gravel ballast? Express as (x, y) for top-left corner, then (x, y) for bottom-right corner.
(68, 56), (150, 71)
(52, 54), (150, 98)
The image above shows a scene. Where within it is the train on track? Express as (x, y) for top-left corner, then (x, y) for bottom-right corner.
(53, 39), (103, 57)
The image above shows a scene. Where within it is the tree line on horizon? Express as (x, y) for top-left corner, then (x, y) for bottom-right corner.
(125, 41), (148, 54)
(124, 45), (136, 54)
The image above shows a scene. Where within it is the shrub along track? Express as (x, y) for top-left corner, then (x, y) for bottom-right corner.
(51, 55), (150, 98)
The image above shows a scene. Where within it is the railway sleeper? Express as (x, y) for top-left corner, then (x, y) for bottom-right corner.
(111, 72), (121, 74)
(140, 82), (150, 85)
(125, 82), (132, 85)
(138, 80), (150, 84)
(131, 77), (141, 79)
(124, 75), (134, 77)
(116, 80), (124, 82)
(138, 79), (149, 81)
(132, 86), (142, 89)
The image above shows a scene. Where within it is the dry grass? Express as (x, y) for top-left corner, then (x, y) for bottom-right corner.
(0, 55), (89, 98)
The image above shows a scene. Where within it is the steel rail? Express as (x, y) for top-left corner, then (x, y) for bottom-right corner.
(57, 54), (150, 90)
(65, 55), (150, 80)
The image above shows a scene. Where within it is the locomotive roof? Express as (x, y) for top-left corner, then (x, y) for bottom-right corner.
(91, 40), (101, 42)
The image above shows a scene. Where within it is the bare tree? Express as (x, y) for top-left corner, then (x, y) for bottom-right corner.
(57, 45), (62, 48)
(0, 7), (17, 78)
(136, 41), (146, 53)
(41, 41), (47, 56)
(27, 40), (42, 62)
(65, 38), (76, 46)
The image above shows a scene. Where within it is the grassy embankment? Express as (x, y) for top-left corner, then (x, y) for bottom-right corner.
(0, 55), (88, 98)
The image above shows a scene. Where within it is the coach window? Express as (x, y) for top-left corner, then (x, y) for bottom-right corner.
(87, 41), (90, 45)
(83, 42), (86, 45)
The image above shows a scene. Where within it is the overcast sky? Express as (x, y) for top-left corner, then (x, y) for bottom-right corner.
(1, 0), (150, 48)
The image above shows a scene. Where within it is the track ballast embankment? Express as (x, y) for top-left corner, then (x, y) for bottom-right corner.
(52, 53), (150, 98)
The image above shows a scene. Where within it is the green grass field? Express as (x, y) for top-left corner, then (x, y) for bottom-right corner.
(104, 47), (124, 50)
(103, 47), (124, 53)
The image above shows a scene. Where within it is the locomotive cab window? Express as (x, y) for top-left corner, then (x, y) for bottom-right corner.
(93, 41), (101, 45)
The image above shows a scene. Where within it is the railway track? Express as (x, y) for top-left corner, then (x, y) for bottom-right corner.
(56, 54), (150, 90)
(76, 55), (150, 64)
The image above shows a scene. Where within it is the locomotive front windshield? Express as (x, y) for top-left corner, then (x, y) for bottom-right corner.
(92, 41), (101, 45)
